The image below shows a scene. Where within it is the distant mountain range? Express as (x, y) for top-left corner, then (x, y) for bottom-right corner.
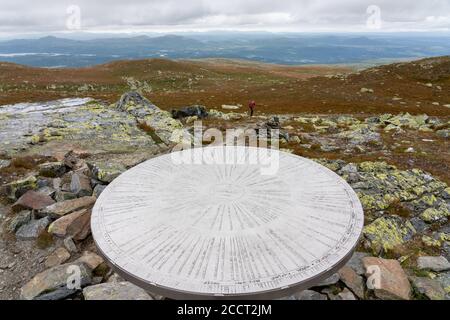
(0, 33), (449, 67)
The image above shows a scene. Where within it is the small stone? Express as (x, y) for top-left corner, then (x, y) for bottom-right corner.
(338, 266), (365, 299)
(107, 273), (125, 283)
(291, 290), (327, 300)
(436, 129), (449, 138)
(20, 262), (91, 300)
(63, 150), (85, 170)
(12, 190), (55, 212)
(63, 237), (78, 253)
(417, 256), (450, 272)
(83, 282), (153, 300)
(409, 276), (446, 300)
(40, 196), (96, 218)
(405, 147), (415, 153)
(70, 173), (92, 197)
(92, 184), (106, 198)
(88, 162), (126, 184)
(315, 273), (340, 287)
(360, 88), (374, 93)
(37, 186), (56, 198)
(54, 191), (77, 202)
(345, 251), (369, 275)
(44, 247), (71, 268)
(362, 257), (411, 300)
(38, 162), (66, 178)
(338, 288), (357, 300)
(0, 159), (11, 169)
(16, 217), (51, 240)
(7, 210), (31, 233)
(75, 251), (104, 270)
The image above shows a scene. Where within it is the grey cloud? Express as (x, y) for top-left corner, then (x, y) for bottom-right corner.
(0, 0), (449, 35)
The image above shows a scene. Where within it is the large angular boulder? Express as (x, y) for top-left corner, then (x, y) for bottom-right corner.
(48, 209), (91, 240)
(362, 257), (411, 300)
(116, 91), (188, 145)
(20, 262), (92, 300)
(82, 282), (154, 300)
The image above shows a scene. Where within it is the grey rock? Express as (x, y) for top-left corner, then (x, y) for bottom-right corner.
(338, 288), (357, 300)
(70, 173), (92, 197)
(436, 129), (449, 138)
(417, 256), (450, 272)
(20, 262), (91, 300)
(0, 159), (11, 169)
(410, 217), (430, 234)
(63, 237), (79, 253)
(7, 210), (32, 233)
(172, 105), (208, 119)
(409, 276), (446, 300)
(345, 251), (370, 275)
(40, 196), (96, 218)
(54, 191), (77, 202)
(291, 290), (327, 300)
(38, 162), (66, 178)
(315, 273), (340, 287)
(83, 282), (154, 300)
(93, 184), (107, 198)
(16, 216), (51, 240)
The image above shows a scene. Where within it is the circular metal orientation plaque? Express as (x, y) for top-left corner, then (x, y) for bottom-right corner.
(92, 146), (364, 299)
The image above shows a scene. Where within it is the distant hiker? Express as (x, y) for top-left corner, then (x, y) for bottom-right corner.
(248, 100), (256, 117)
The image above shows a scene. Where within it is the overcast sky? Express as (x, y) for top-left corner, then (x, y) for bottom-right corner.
(0, 0), (449, 37)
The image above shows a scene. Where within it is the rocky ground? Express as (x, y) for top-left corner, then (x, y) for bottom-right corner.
(0, 58), (449, 300)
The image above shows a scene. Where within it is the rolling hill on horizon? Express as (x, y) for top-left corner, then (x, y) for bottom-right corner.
(1, 33), (449, 68)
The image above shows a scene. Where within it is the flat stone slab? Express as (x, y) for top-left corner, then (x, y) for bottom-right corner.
(92, 146), (364, 299)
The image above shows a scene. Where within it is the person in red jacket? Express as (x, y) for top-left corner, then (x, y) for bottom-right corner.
(248, 100), (256, 117)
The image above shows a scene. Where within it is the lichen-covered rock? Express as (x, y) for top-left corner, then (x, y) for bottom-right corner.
(82, 282), (153, 300)
(88, 162), (125, 184)
(20, 262), (91, 300)
(363, 216), (416, 255)
(420, 207), (449, 224)
(4, 176), (38, 200)
(38, 162), (66, 178)
(116, 91), (188, 145)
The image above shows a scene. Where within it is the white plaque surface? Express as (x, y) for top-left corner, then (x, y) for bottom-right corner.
(91, 146), (364, 299)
